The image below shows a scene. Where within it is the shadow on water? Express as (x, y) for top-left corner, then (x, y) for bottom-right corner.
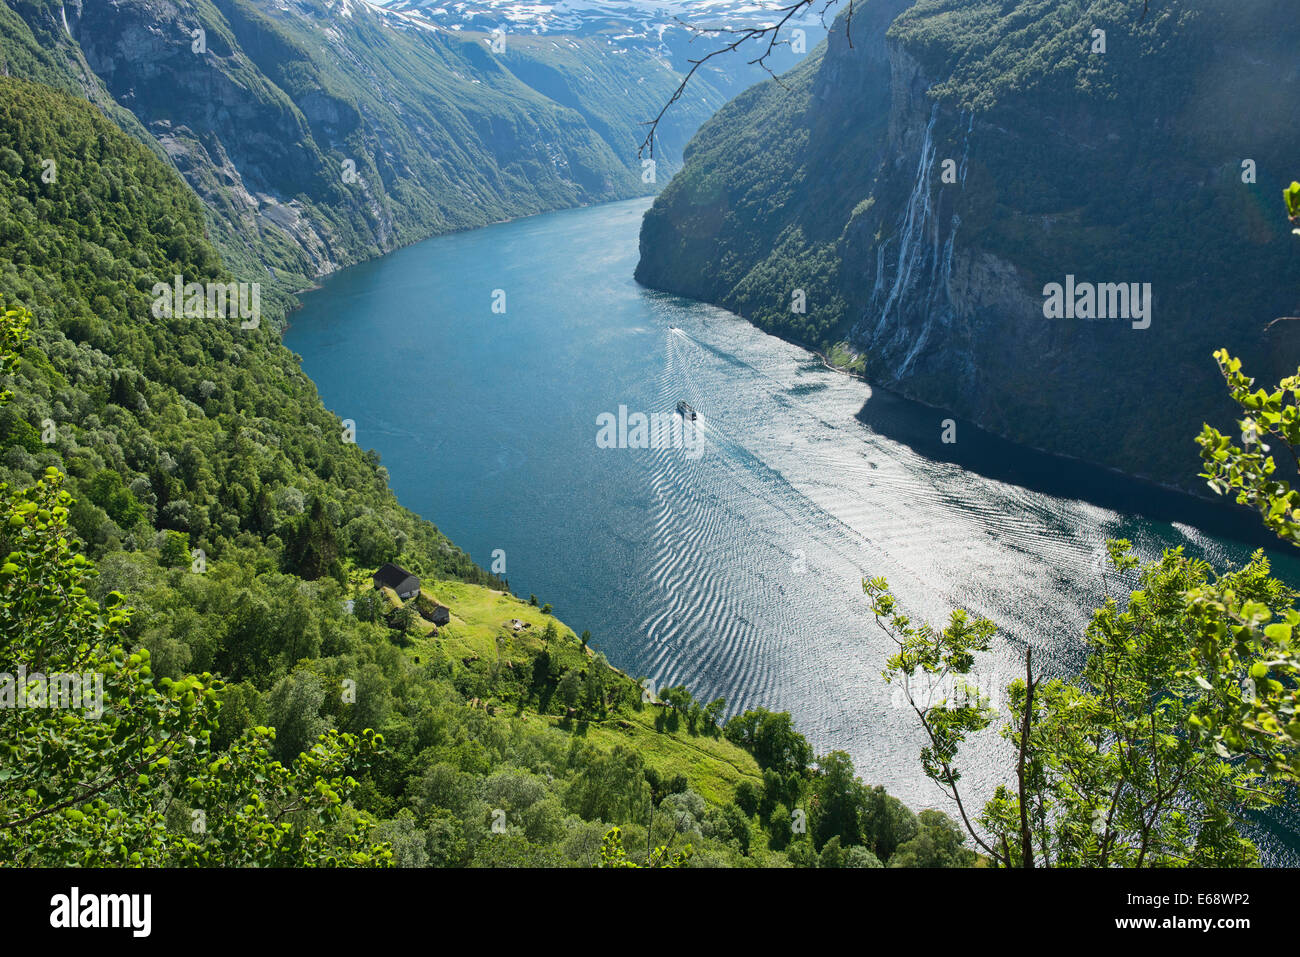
(856, 385), (1291, 558)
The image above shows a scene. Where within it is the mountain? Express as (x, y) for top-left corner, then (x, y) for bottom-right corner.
(1, 0), (1291, 873)
(636, 0), (1300, 490)
(376, 0), (826, 182)
(0, 0), (642, 292)
(382, 0), (825, 98)
(0, 0), (691, 296)
(384, 0), (812, 34)
(0, 0), (819, 300)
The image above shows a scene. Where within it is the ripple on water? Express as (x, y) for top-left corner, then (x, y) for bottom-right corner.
(288, 198), (1300, 864)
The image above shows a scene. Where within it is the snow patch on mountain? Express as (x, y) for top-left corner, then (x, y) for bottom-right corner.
(377, 0), (822, 37)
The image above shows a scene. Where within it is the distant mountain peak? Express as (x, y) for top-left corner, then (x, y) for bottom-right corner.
(380, 0), (821, 36)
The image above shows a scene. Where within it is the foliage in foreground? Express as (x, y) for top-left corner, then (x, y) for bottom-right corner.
(867, 350), (1300, 867)
(0, 308), (391, 865)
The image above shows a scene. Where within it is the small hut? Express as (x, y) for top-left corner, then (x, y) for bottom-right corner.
(372, 563), (420, 599)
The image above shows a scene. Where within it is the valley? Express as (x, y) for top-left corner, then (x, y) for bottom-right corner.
(287, 195), (1300, 862)
(2, 0), (1299, 885)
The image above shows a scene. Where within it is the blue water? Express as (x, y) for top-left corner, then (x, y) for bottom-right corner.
(286, 197), (1300, 861)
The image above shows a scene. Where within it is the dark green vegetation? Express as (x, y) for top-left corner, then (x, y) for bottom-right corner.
(0, 76), (969, 867)
(0, 0), (728, 300)
(637, 0), (1300, 490)
(0, 76), (485, 586)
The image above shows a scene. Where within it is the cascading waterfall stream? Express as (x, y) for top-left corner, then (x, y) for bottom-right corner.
(861, 107), (973, 376)
(873, 105), (939, 333)
(926, 111), (974, 317)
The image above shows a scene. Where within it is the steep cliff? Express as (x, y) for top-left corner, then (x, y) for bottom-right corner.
(636, 0), (1300, 490)
(1, 0), (732, 295)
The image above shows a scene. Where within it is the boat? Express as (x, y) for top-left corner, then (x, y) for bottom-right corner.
(676, 400), (697, 421)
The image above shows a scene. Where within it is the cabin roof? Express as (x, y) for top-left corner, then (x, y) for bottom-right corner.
(373, 562), (419, 590)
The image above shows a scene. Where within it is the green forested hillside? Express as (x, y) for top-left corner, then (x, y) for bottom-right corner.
(3, 7), (1299, 871)
(0, 76), (968, 867)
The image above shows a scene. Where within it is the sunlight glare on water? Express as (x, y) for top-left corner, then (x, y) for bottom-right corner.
(286, 197), (1300, 862)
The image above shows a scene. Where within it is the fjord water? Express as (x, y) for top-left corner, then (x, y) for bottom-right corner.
(288, 197), (1300, 860)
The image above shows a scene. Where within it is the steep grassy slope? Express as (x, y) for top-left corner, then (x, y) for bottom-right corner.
(637, 0), (1300, 490)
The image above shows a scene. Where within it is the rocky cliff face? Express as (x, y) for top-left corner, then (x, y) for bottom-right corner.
(2, 0), (733, 293)
(637, 0), (1300, 490)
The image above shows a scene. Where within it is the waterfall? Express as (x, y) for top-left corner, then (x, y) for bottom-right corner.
(860, 106), (973, 377)
(873, 104), (939, 333)
(938, 110), (974, 306)
(870, 239), (890, 301)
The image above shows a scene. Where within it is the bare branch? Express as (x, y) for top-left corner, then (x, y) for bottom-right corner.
(1016, 645), (1037, 867)
(1264, 315), (1300, 332)
(638, 0), (854, 159)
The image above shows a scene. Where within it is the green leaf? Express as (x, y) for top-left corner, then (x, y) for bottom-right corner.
(1264, 623), (1292, 642)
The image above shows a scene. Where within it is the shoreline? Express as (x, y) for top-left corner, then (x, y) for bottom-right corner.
(703, 309), (1233, 511)
(277, 194), (658, 333)
(284, 192), (1261, 549)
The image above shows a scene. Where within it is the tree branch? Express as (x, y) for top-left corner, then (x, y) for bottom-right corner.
(638, 1), (854, 158)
